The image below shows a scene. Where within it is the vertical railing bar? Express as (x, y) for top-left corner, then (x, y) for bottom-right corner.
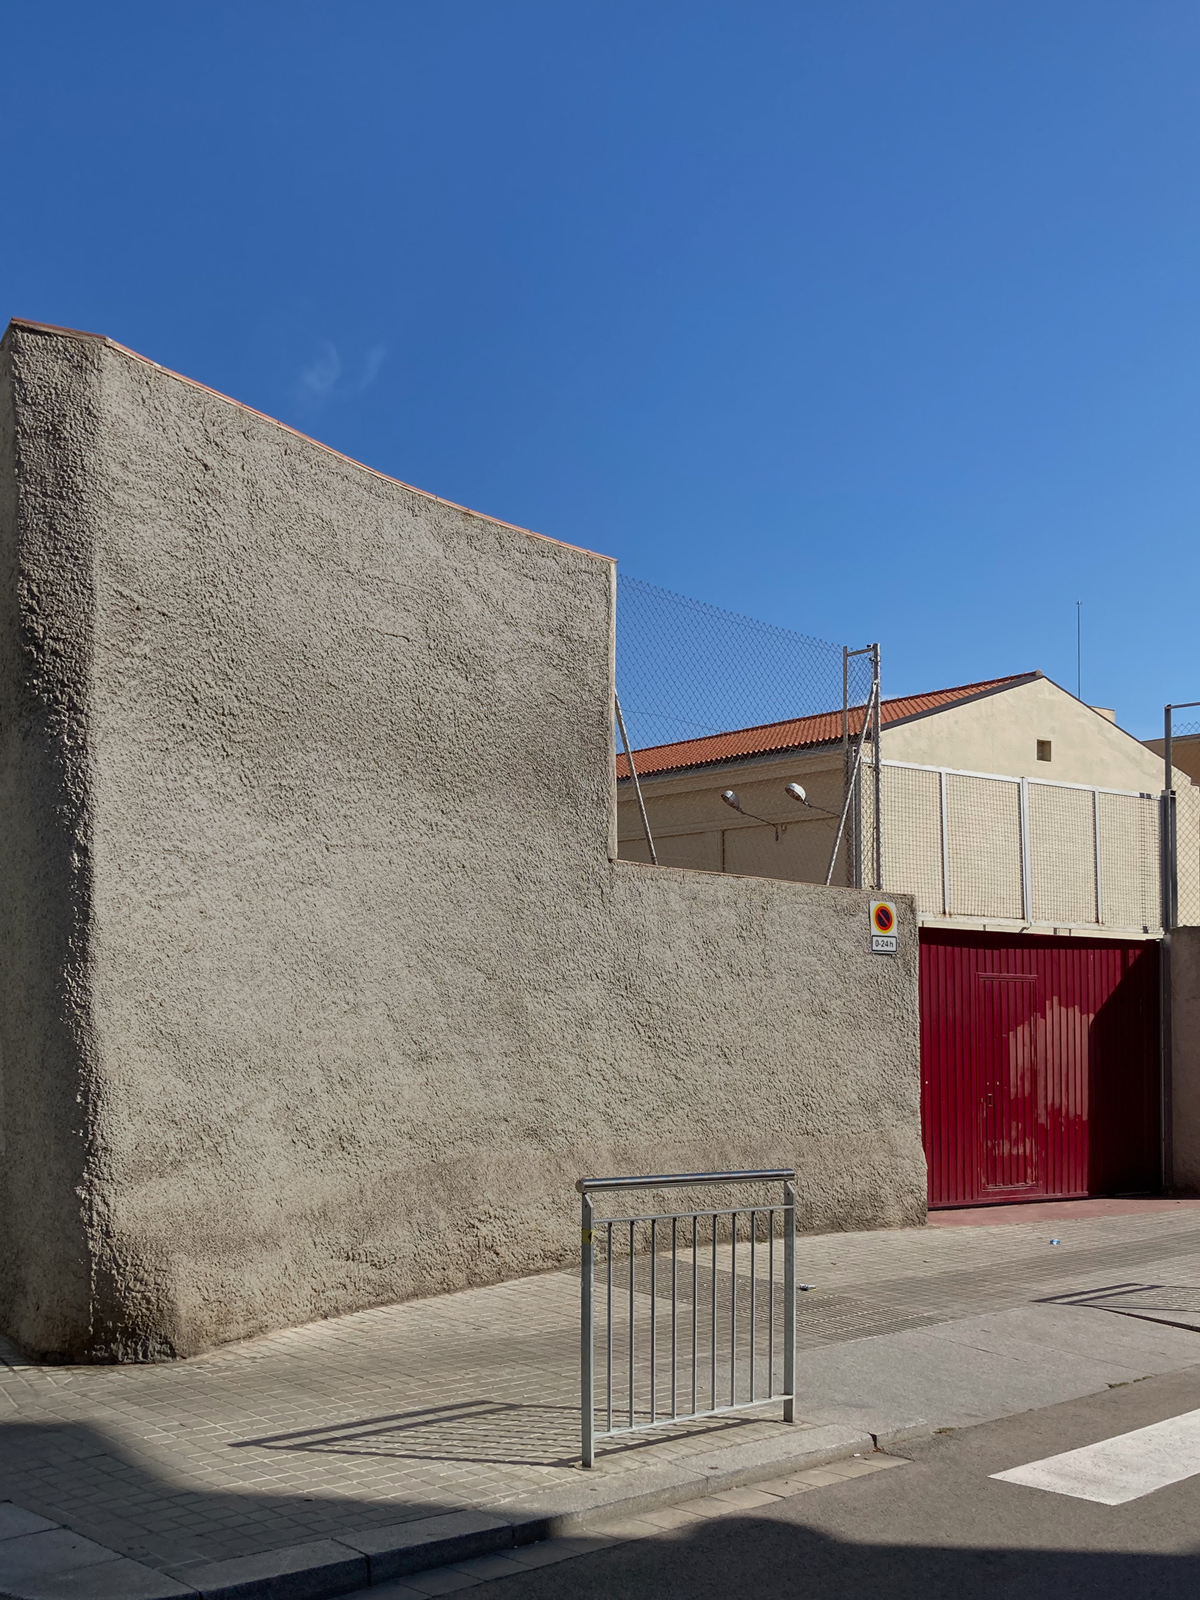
(628, 1218), (635, 1431)
(670, 1217), (678, 1420)
(768, 1208), (775, 1397)
(581, 1192), (595, 1468)
(711, 1213), (717, 1412)
(606, 1222), (613, 1434)
(691, 1214), (698, 1417)
(730, 1209), (738, 1408)
(749, 1208), (757, 1403)
(649, 1217), (657, 1424)
(783, 1181), (796, 1424)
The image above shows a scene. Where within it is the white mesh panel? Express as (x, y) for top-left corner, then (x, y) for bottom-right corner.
(944, 773), (1023, 919)
(1098, 791), (1161, 933)
(879, 764), (943, 914)
(1028, 782), (1096, 926)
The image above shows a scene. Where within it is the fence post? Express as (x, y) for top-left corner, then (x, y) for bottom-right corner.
(1019, 777), (1032, 924)
(871, 643), (882, 891)
(782, 1180), (796, 1423)
(581, 1192), (595, 1468)
(939, 769), (951, 916)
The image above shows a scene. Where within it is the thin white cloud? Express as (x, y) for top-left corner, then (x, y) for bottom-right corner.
(295, 341), (387, 408)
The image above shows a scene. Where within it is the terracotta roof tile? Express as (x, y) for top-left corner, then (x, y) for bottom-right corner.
(616, 673), (1036, 779)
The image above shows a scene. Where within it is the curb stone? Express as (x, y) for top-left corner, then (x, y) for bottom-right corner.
(0, 1425), (889, 1599)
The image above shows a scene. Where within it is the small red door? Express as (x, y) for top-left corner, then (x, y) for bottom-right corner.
(977, 974), (1042, 1196)
(921, 931), (1160, 1207)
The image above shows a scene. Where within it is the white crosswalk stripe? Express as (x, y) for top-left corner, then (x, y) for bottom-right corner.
(991, 1408), (1200, 1505)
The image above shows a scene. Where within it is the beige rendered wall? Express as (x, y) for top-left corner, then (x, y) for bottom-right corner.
(619, 752), (850, 884)
(0, 322), (925, 1363)
(885, 676), (1173, 791)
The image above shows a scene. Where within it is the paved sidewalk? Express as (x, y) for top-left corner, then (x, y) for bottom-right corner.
(2, 1208), (1200, 1594)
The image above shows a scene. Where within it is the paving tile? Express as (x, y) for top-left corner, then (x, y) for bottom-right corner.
(586, 1515), (679, 1540)
(751, 1475), (819, 1497)
(6, 1556), (197, 1597)
(0, 1503), (61, 1540)
(636, 1506), (711, 1530)
(504, 1536), (619, 1567)
(447, 1553), (528, 1578)
(0, 1529), (120, 1582)
(702, 1487), (780, 1510)
(401, 1568), (483, 1595)
(823, 1456), (907, 1478)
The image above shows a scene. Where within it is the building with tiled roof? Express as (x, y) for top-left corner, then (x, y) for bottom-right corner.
(617, 669), (1186, 931)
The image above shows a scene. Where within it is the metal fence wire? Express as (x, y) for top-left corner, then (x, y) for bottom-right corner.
(1163, 702), (1200, 930)
(615, 574), (874, 751)
(578, 1171), (797, 1469)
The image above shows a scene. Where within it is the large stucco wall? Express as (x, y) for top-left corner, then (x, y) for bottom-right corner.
(0, 320), (924, 1362)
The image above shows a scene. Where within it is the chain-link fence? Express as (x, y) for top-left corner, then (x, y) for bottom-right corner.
(615, 575), (878, 888)
(1162, 702), (1200, 928)
(615, 576), (874, 750)
(879, 761), (1166, 934)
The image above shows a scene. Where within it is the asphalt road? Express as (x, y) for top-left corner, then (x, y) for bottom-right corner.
(370, 1364), (1200, 1599)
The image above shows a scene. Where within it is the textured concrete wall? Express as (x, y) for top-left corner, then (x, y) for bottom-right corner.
(0, 320), (924, 1362)
(1170, 927), (1200, 1194)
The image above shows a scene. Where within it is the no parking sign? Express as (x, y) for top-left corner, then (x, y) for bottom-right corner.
(870, 898), (898, 955)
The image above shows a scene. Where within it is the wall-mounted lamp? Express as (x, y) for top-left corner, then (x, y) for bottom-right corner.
(784, 782), (837, 817)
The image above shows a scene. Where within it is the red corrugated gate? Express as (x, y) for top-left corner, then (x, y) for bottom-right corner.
(920, 930), (1161, 1208)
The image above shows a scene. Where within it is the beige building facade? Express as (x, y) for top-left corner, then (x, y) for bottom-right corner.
(620, 673), (1197, 937)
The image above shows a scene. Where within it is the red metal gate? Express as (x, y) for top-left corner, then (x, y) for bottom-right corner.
(920, 930), (1160, 1208)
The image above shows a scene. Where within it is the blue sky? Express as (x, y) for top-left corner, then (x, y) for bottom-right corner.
(5, 1), (1199, 737)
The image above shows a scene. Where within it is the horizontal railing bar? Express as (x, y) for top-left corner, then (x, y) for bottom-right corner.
(577, 1169), (795, 1195)
(878, 757), (1157, 800)
(593, 1205), (795, 1226)
(596, 1395), (787, 1440)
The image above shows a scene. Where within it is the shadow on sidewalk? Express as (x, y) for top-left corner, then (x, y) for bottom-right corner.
(229, 1397), (774, 1469)
(541, 1514), (1200, 1600)
(0, 1417), (526, 1572)
(0, 1409), (780, 1575)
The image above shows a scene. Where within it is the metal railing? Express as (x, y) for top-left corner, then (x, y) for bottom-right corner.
(578, 1170), (796, 1468)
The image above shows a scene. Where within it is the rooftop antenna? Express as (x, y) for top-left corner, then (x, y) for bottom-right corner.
(1076, 600), (1082, 700)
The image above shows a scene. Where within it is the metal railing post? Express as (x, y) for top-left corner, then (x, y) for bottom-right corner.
(1019, 777), (1032, 924)
(782, 1180), (796, 1423)
(616, 694), (657, 865)
(871, 642), (882, 891)
(581, 1192), (595, 1468)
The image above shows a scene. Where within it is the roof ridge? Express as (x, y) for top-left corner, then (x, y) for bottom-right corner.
(616, 672), (1040, 778)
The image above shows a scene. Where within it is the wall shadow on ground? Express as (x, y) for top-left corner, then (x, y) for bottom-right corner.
(0, 1418), (505, 1573)
(6, 1418), (1199, 1597)
(512, 1511), (1200, 1600)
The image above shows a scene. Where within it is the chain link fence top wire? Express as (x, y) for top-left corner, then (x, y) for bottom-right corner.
(615, 574), (872, 752)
